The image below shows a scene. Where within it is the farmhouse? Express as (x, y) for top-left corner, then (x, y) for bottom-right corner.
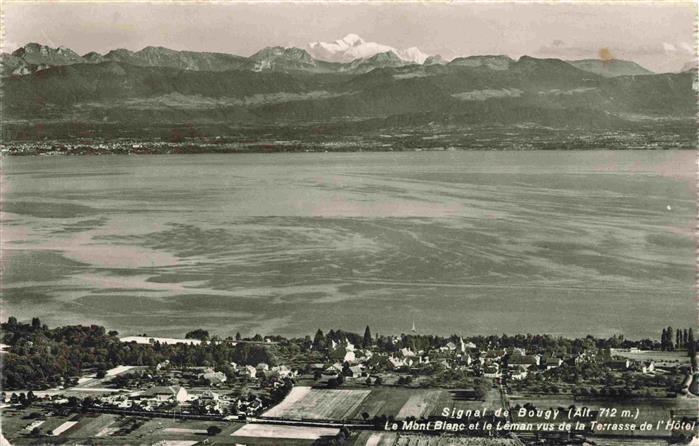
(641, 361), (655, 374)
(325, 363), (343, 375)
(241, 365), (257, 378)
(142, 385), (188, 403)
(508, 354), (540, 369)
(347, 365), (365, 378)
(608, 359), (631, 370)
(544, 357), (563, 370)
(484, 350), (507, 361)
(201, 368), (227, 385)
(400, 347), (416, 357)
(343, 350), (356, 363)
(270, 365), (296, 378)
(388, 356), (407, 369)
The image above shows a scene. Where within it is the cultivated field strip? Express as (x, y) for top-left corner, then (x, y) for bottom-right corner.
(362, 433), (521, 446)
(262, 386), (371, 420)
(393, 435), (520, 446)
(396, 390), (443, 419)
(232, 424), (340, 440)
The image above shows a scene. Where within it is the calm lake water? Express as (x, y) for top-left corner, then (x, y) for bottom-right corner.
(1, 151), (695, 339)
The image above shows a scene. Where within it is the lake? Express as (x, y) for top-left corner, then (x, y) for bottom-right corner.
(1, 150), (695, 339)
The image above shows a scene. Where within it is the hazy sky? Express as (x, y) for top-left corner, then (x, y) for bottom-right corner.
(3, 2), (696, 72)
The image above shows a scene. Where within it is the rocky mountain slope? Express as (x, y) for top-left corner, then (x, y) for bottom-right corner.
(1, 42), (695, 142)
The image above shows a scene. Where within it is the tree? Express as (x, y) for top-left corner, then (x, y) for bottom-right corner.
(363, 326), (373, 348)
(688, 329), (696, 370)
(688, 328), (695, 352)
(207, 426), (222, 436)
(185, 329), (209, 341)
(661, 328), (667, 350)
(472, 377), (490, 400)
(667, 327), (674, 351)
(235, 332), (242, 341)
(31, 318), (41, 330)
(18, 393), (29, 408)
(313, 329), (325, 351)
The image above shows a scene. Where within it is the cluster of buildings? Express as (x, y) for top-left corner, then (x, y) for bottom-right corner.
(95, 384), (264, 416)
(305, 335), (662, 390)
(87, 360), (301, 416)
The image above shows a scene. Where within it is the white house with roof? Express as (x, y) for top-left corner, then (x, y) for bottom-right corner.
(642, 361), (655, 374)
(270, 365), (296, 379)
(241, 365), (257, 378)
(201, 368), (227, 385)
(443, 342), (457, 352)
(400, 347), (415, 358)
(142, 386), (188, 403)
(343, 350), (356, 363)
(461, 354), (473, 366)
(508, 354), (540, 369)
(544, 357), (563, 370)
(348, 365), (365, 378)
(387, 356), (406, 369)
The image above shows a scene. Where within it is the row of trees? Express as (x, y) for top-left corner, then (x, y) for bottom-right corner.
(1, 318), (277, 390)
(660, 327), (695, 352)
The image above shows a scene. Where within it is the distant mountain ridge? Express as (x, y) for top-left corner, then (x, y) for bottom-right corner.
(2, 39), (694, 144)
(567, 59), (653, 77)
(1, 39), (662, 77)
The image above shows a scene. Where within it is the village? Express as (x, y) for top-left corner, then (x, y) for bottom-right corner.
(2, 319), (697, 445)
(2, 120), (693, 158)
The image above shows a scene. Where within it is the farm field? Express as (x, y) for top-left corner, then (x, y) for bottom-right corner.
(351, 387), (420, 420)
(359, 433), (520, 446)
(396, 390), (443, 419)
(27, 414), (80, 438)
(430, 387), (502, 418)
(263, 386), (370, 420)
(233, 424), (340, 440)
(357, 431), (398, 446)
(151, 441), (199, 446)
(66, 417), (235, 445)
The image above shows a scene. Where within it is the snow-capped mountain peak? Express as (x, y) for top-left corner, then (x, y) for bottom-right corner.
(397, 47), (429, 64)
(308, 34), (429, 64)
(341, 33), (364, 47)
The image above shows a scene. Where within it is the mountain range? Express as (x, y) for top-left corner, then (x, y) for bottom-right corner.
(1, 37), (696, 143)
(2, 36), (667, 77)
